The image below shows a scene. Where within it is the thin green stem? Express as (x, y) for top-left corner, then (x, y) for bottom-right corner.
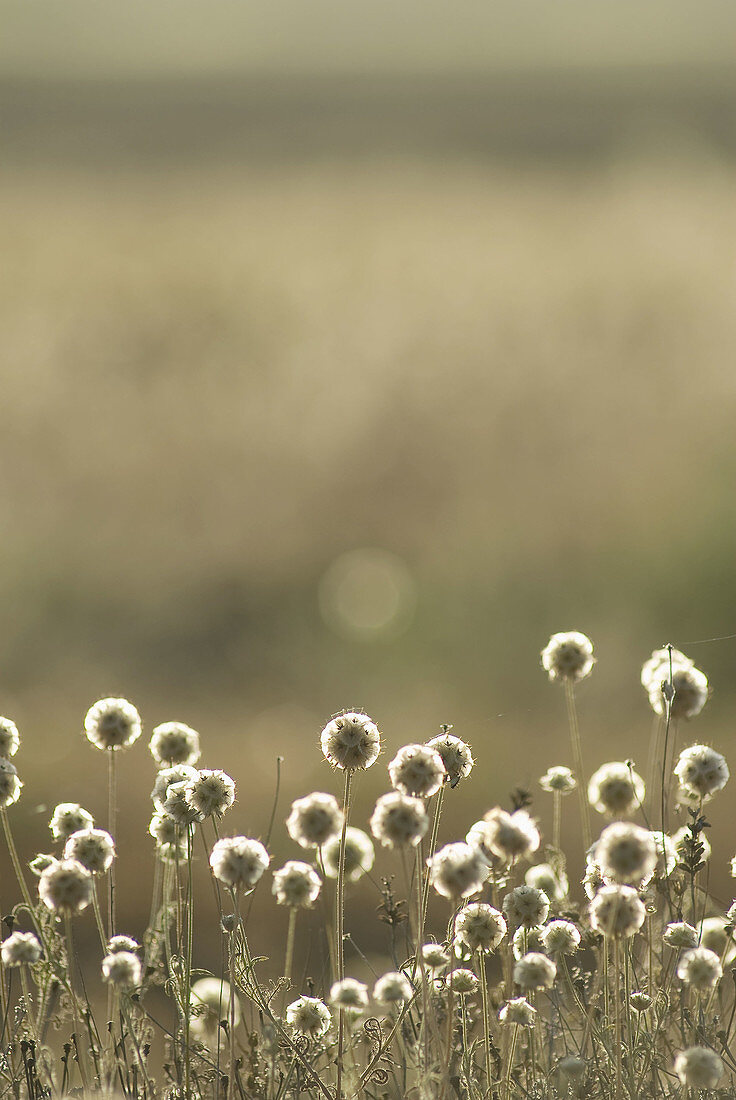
(564, 679), (591, 849)
(108, 748), (117, 938)
(478, 950), (493, 1099)
(335, 768), (353, 1100)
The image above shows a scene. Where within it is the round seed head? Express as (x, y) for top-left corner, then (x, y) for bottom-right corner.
(641, 647), (692, 691)
(448, 969), (479, 995)
(421, 943), (450, 974)
(542, 920), (581, 956)
(663, 921), (699, 949)
(499, 997), (536, 1027)
(589, 884), (645, 938)
(513, 952), (556, 991)
(286, 792), (344, 849)
(329, 978), (369, 1016)
(539, 766), (576, 794)
(320, 712), (381, 771)
(108, 935), (141, 954)
(185, 769), (235, 819)
(674, 744), (729, 799)
(50, 803), (95, 842)
(428, 842), (488, 900)
(102, 951), (141, 989)
(0, 718), (20, 758)
(482, 808), (540, 864)
(190, 978), (241, 1047)
(502, 885), (550, 930)
(63, 828), (115, 875)
(272, 861), (322, 908)
(149, 811), (181, 846)
(209, 836), (269, 890)
(674, 1047), (723, 1089)
(630, 991), (653, 1013)
(162, 781), (205, 827)
(696, 916), (736, 965)
(84, 697), (141, 751)
(149, 721), (201, 767)
(426, 732), (474, 785)
(587, 762), (645, 818)
(285, 996), (332, 1039)
(0, 758), (22, 808)
(373, 971), (413, 1006)
(388, 743), (445, 798)
(648, 664), (709, 720)
(322, 828), (375, 882)
(594, 822), (657, 887)
(525, 863), (568, 901)
(370, 791), (429, 849)
(38, 858), (94, 915)
(678, 948), (722, 994)
(151, 765), (199, 811)
(1, 932), (42, 967)
(541, 631), (595, 683)
(29, 853), (58, 876)
(454, 903), (507, 954)
(512, 926), (545, 960)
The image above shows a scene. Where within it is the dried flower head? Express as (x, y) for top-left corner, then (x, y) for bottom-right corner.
(663, 921), (699, 950)
(512, 926), (545, 960)
(482, 808), (540, 864)
(320, 712), (381, 771)
(542, 920), (581, 957)
(455, 903), (507, 954)
(648, 664), (709, 720)
(286, 792), (344, 850)
(373, 971), (413, 1006)
(513, 952), (556, 991)
(209, 836), (269, 891)
(674, 744), (729, 799)
(525, 863), (568, 901)
(502, 885), (550, 930)
(149, 721), (201, 767)
(102, 951), (141, 989)
(674, 1046), (723, 1089)
(185, 769), (236, 819)
(426, 732), (474, 786)
(499, 997), (536, 1027)
(190, 978), (241, 1047)
(370, 791), (429, 849)
(329, 978), (369, 1017)
(448, 969), (479, 995)
(151, 765), (199, 811)
(466, 821), (511, 884)
(84, 697), (141, 752)
(677, 946), (723, 991)
(50, 803), (95, 842)
(286, 996), (332, 1039)
(641, 646), (692, 691)
(587, 762), (645, 818)
(322, 828), (375, 882)
(0, 718), (20, 758)
(589, 884), (645, 939)
(63, 828), (115, 875)
(0, 758), (22, 809)
(162, 781), (205, 828)
(149, 811), (181, 847)
(429, 842), (488, 900)
(541, 631), (595, 683)
(421, 944), (450, 974)
(629, 991), (653, 1013)
(696, 917), (736, 966)
(539, 766), (576, 794)
(1, 931), (42, 967)
(38, 859), (94, 915)
(272, 861), (322, 908)
(108, 934), (140, 954)
(595, 823), (657, 887)
(388, 744), (445, 798)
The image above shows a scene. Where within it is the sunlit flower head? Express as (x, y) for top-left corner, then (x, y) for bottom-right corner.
(320, 712), (381, 771)
(149, 721), (201, 767)
(513, 952), (556, 992)
(541, 632), (595, 683)
(674, 1047), (723, 1090)
(102, 951), (141, 989)
(429, 842), (488, 900)
(502, 886), (550, 930)
(189, 978), (241, 1047)
(63, 828), (115, 875)
(388, 744), (445, 798)
(322, 828), (375, 883)
(482, 808), (540, 864)
(499, 997), (536, 1027)
(286, 792), (344, 850)
(663, 921), (699, 950)
(542, 920), (581, 957)
(185, 769), (235, 819)
(38, 859), (94, 915)
(674, 744), (729, 799)
(50, 803), (95, 842)
(0, 718), (20, 758)
(525, 863), (568, 901)
(370, 791), (429, 849)
(108, 934), (140, 954)
(594, 823), (657, 887)
(272, 861), (322, 908)
(589, 885), (645, 939)
(209, 836), (270, 891)
(677, 947), (722, 992)
(587, 762), (645, 818)
(454, 903), (507, 954)
(151, 765), (199, 811)
(648, 664), (709, 721)
(373, 971), (413, 1006)
(1, 932), (42, 967)
(329, 978), (369, 1018)
(84, 697), (141, 752)
(539, 766), (576, 795)
(426, 732), (474, 786)
(0, 758), (22, 808)
(286, 996), (332, 1039)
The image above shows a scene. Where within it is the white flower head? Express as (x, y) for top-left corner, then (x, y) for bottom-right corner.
(589, 884), (645, 939)
(542, 920), (581, 957)
(482, 808), (540, 864)
(525, 863), (568, 901)
(320, 712), (381, 771)
(0, 718), (20, 758)
(454, 903), (507, 954)
(329, 978), (369, 1017)
(286, 792), (344, 850)
(648, 664), (709, 720)
(426, 732), (474, 786)
(322, 828), (375, 882)
(185, 769), (236, 819)
(499, 997), (536, 1027)
(0, 758), (22, 809)
(539, 766), (576, 795)
(190, 978), (241, 1047)
(429, 842), (488, 900)
(272, 861), (322, 909)
(149, 721), (201, 767)
(373, 971), (413, 1006)
(674, 1046), (723, 1090)
(162, 781), (205, 828)
(466, 821), (510, 883)
(285, 996), (332, 1039)
(421, 943), (450, 974)
(370, 792), (428, 849)
(209, 836), (270, 890)
(50, 803), (95, 842)
(63, 829), (115, 875)
(38, 859), (94, 915)
(151, 765), (199, 811)
(84, 697), (141, 752)
(502, 886), (550, 930)
(1, 932), (42, 967)
(448, 969), (479, 995)
(512, 926), (545, 960)
(663, 921), (699, 950)
(587, 762), (645, 818)
(595, 823), (657, 887)
(513, 952), (556, 991)
(108, 934), (140, 954)
(674, 744), (729, 799)
(696, 917), (736, 966)
(641, 647), (692, 691)
(388, 744), (445, 798)
(541, 631), (595, 683)
(149, 811), (181, 847)
(102, 951), (141, 989)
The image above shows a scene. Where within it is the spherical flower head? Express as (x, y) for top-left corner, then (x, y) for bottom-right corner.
(149, 721), (201, 767)
(149, 811), (180, 847)
(499, 997), (536, 1027)
(542, 920), (581, 957)
(525, 863), (568, 901)
(0, 718), (20, 758)
(63, 828), (115, 875)
(482, 808), (540, 864)
(455, 903), (507, 954)
(429, 842), (488, 901)
(1, 931), (42, 967)
(512, 926), (545, 960)
(448, 969), (479, 995)
(285, 996), (331, 1039)
(320, 712), (380, 771)
(664, 921), (699, 950)
(641, 647), (692, 691)
(38, 858), (93, 915)
(190, 978), (241, 1047)
(674, 1046), (723, 1090)
(674, 744), (729, 799)
(594, 823), (657, 887)
(329, 978), (369, 1018)
(541, 631), (594, 683)
(272, 861), (322, 908)
(630, 991), (653, 1013)
(426, 732), (474, 786)
(373, 971), (413, 1006)
(421, 944), (450, 974)
(286, 792), (344, 850)
(589, 885), (645, 939)
(370, 791), (429, 849)
(185, 769), (236, 819)
(539, 766), (576, 795)
(108, 934), (141, 954)
(587, 762), (645, 818)
(163, 781), (205, 828)
(322, 828), (375, 882)
(672, 824), (712, 866)
(514, 952), (556, 991)
(209, 836), (269, 891)
(0, 758), (22, 808)
(102, 950), (141, 990)
(648, 664), (709, 720)
(50, 803), (95, 842)
(151, 765), (199, 811)
(502, 886), (550, 930)
(388, 744), (445, 798)
(84, 697), (141, 752)
(696, 917), (736, 966)
(29, 853), (58, 877)
(466, 821), (510, 883)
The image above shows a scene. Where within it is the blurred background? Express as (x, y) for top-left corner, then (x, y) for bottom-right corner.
(2, 0), (736, 991)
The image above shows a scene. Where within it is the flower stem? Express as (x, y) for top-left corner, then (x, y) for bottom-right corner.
(564, 680), (591, 849)
(335, 768), (353, 1100)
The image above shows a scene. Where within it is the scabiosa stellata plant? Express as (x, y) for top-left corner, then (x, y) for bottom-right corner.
(286, 791), (344, 849)
(1, 931), (42, 967)
(663, 921), (699, 949)
(185, 768), (236, 819)
(320, 711), (380, 772)
(49, 802), (95, 842)
(388, 743), (445, 798)
(63, 828), (115, 874)
(525, 862), (569, 900)
(587, 761), (646, 818)
(102, 950), (142, 989)
(514, 952), (556, 992)
(151, 764), (199, 811)
(286, 996), (332, 1039)
(674, 744), (729, 799)
(84, 697), (141, 752)
(502, 885), (550, 930)
(370, 791), (429, 849)
(209, 836), (269, 892)
(677, 946), (723, 992)
(149, 721), (201, 767)
(589, 885), (645, 939)
(0, 717), (20, 757)
(594, 822), (657, 887)
(648, 663), (709, 720)
(542, 920), (581, 957)
(482, 807), (540, 865)
(189, 977), (241, 1048)
(428, 842), (488, 901)
(0, 758), (22, 807)
(426, 731), (474, 786)
(373, 971), (413, 1007)
(455, 903), (507, 954)
(107, 934), (141, 954)
(322, 827), (374, 882)
(329, 978), (369, 1023)
(272, 861), (322, 909)
(674, 1046), (724, 1089)
(38, 858), (93, 915)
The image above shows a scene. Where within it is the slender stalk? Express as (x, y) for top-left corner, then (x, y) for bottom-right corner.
(478, 950), (493, 1099)
(420, 785), (447, 951)
(443, 907), (459, 1098)
(503, 1022), (518, 1100)
(184, 823), (195, 1100)
(64, 912), (89, 1091)
(283, 906), (297, 993)
(613, 938), (623, 1100)
(564, 680), (591, 849)
(553, 790), (562, 852)
(335, 768), (353, 1100)
(229, 886), (241, 1097)
(108, 748), (117, 938)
